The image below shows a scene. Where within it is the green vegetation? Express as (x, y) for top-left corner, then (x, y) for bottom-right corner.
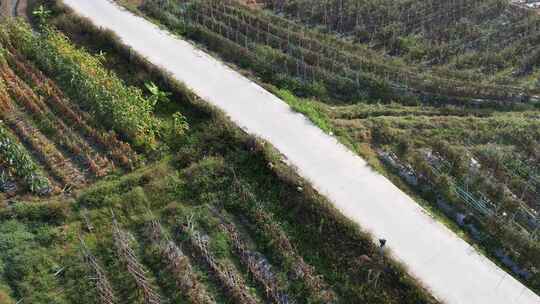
(0, 19), (150, 198)
(0, 1), (442, 303)
(0, 122), (51, 195)
(5, 22), (161, 151)
(273, 88), (332, 133)
(140, 0), (540, 106)
(123, 0), (540, 294)
(263, 0), (540, 84)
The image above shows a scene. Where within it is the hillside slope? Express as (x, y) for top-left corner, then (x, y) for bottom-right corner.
(59, 0), (539, 303)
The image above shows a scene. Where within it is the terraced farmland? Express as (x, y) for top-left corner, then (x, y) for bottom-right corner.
(327, 101), (540, 263)
(0, 0), (537, 303)
(0, 23), (140, 199)
(112, 0), (540, 296)
(260, 0), (540, 88)
(140, 0), (539, 105)
(3, 159), (416, 304)
(0, 8), (438, 304)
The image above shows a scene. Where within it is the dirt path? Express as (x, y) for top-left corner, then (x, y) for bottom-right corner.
(61, 1), (540, 303)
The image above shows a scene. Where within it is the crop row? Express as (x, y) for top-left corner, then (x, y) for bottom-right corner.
(78, 207), (295, 304)
(79, 238), (117, 304)
(154, 0), (532, 105)
(0, 52), (51, 195)
(0, 121), (51, 195)
(145, 218), (216, 304)
(1, 60), (110, 180)
(215, 215), (291, 303)
(379, 147), (539, 287)
(180, 223), (260, 304)
(5, 47), (139, 170)
(1, 21), (161, 151)
(112, 217), (163, 304)
(261, 0), (506, 43)
(260, 0), (540, 78)
(0, 20), (148, 196)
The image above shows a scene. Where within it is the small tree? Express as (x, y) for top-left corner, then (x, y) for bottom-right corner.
(171, 112), (189, 136)
(145, 82), (171, 106)
(32, 5), (51, 28)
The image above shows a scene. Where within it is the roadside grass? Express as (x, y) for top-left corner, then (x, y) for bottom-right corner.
(272, 88), (332, 133)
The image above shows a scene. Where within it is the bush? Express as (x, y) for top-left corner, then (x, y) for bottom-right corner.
(0, 201), (70, 225)
(210, 231), (231, 259)
(182, 157), (231, 205)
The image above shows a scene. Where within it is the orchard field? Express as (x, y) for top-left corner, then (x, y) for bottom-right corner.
(0, 0), (538, 303)
(122, 0), (540, 294)
(0, 2), (440, 304)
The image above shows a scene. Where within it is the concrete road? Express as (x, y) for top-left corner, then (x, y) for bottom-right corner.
(62, 1), (540, 303)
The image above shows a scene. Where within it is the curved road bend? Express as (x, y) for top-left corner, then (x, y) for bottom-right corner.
(62, 1), (539, 303)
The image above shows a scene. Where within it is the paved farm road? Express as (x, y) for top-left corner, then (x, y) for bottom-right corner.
(62, 1), (539, 303)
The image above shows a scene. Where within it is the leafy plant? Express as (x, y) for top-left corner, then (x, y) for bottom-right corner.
(171, 111), (189, 136)
(0, 123), (51, 195)
(32, 5), (52, 27)
(145, 81), (172, 106)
